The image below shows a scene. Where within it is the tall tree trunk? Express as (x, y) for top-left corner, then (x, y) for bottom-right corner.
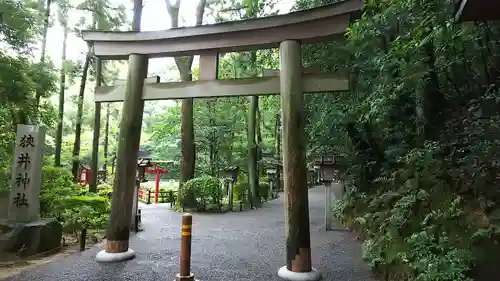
(166, 0), (207, 187)
(72, 13), (98, 181)
(256, 105), (263, 176)
(245, 49), (260, 207)
(89, 1), (106, 193)
(208, 100), (216, 176)
(35, 0), (52, 109)
(54, 23), (68, 167)
(71, 52), (91, 181)
(248, 96), (260, 208)
(422, 41), (444, 141)
(226, 131), (234, 165)
(180, 97), (195, 184)
(90, 70), (102, 192)
(103, 103), (110, 181)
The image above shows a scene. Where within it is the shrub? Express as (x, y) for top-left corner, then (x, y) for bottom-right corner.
(178, 180), (201, 209)
(233, 178), (270, 202)
(97, 183), (112, 190)
(97, 188), (113, 198)
(60, 195), (110, 213)
(141, 180), (178, 191)
(157, 188), (177, 203)
(259, 181), (270, 200)
(41, 167), (85, 218)
(97, 184), (113, 198)
(42, 166), (73, 186)
(0, 167), (9, 192)
(61, 195), (110, 250)
(233, 181), (248, 202)
(61, 203), (108, 233)
(178, 176), (222, 211)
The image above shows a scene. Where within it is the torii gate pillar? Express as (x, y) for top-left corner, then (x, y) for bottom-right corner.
(96, 54), (148, 263)
(278, 40), (321, 281)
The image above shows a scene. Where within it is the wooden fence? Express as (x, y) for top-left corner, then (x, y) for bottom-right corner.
(138, 188), (176, 206)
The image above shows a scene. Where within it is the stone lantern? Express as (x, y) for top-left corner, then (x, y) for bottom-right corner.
(307, 167), (316, 188)
(317, 156), (337, 231)
(318, 156), (336, 182)
(222, 165), (239, 211)
(132, 157), (151, 232)
(313, 158), (322, 184)
(137, 157), (152, 183)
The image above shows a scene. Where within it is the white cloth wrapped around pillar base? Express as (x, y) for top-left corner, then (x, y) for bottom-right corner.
(95, 248), (136, 263)
(278, 266), (322, 281)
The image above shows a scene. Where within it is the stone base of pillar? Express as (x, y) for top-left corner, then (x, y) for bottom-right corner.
(175, 273), (196, 281)
(277, 266), (321, 281)
(95, 248), (136, 263)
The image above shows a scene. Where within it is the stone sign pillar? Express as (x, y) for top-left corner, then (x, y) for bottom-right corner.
(1, 124), (62, 255)
(8, 125), (45, 223)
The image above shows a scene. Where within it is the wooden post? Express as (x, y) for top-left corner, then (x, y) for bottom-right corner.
(95, 54), (148, 262)
(176, 214), (194, 281)
(155, 166), (160, 204)
(325, 180), (332, 231)
(227, 179), (234, 211)
(277, 40), (321, 281)
(268, 180), (273, 200)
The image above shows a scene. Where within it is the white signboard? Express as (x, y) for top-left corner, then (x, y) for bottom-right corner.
(8, 125), (45, 223)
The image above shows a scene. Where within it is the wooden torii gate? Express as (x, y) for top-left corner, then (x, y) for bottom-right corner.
(82, 1), (361, 280)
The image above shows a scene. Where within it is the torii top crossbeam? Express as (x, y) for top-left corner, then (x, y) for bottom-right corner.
(81, 0), (362, 59)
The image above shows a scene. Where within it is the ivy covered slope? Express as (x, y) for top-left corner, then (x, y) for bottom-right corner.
(299, 0), (500, 280)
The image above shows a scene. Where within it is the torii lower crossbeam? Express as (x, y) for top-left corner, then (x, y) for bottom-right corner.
(95, 72), (347, 102)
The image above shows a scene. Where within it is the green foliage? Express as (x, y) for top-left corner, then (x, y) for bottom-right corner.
(140, 180), (178, 191)
(0, 167), (9, 192)
(234, 181), (248, 202)
(97, 188), (113, 198)
(177, 176), (223, 211)
(96, 183), (113, 197)
(97, 183), (112, 190)
(259, 178), (270, 200)
(60, 195), (110, 214)
(40, 166), (109, 236)
(147, 3), (281, 179)
(0, 0), (40, 52)
(294, 0), (500, 279)
(61, 195), (110, 234)
(40, 167), (86, 217)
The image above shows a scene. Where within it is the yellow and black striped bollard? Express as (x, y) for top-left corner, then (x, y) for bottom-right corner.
(176, 213), (194, 281)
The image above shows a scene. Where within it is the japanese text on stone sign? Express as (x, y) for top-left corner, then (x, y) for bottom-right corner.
(12, 133), (35, 207)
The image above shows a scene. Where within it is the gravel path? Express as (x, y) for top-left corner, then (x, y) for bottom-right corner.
(3, 186), (377, 281)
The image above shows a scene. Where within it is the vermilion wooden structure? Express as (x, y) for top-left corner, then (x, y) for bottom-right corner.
(78, 167), (91, 186)
(144, 163), (169, 204)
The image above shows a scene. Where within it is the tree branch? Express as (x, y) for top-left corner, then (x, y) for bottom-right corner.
(165, 0), (207, 77)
